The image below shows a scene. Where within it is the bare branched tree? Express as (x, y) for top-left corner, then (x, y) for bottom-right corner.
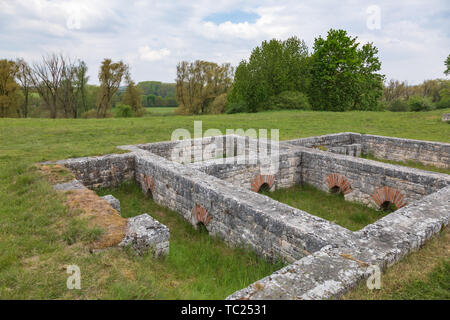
(15, 58), (32, 118)
(29, 53), (65, 118)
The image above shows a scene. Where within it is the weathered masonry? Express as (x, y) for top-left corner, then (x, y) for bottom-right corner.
(49, 132), (450, 300)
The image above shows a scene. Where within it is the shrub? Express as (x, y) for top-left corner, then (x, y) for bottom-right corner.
(436, 88), (450, 109)
(407, 95), (434, 112)
(115, 104), (135, 118)
(388, 99), (409, 112)
(436, 98), (450, 109)
(81, 109), (98, 119)
(225, 101), (249, 114)
(266, 91), (311, 110)
(209, 93), (228, 114)
(134, 107), (147, 117)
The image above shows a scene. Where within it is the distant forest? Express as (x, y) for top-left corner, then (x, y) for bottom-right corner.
(118, 81), (177, 108)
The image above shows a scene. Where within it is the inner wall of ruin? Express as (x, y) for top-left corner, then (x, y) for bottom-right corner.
(53, 132), (450, 299)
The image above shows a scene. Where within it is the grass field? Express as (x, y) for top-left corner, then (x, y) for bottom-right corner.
(261, 184), (388, 231)
(94, 182), (284, 299)
(0, 109), (449, 299)
(145, 107), (176, 116)
(343, 227), (449, 300)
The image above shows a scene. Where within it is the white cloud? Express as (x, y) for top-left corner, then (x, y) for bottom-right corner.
(0, 0), (448, 84)
(139, 46), (171, 61)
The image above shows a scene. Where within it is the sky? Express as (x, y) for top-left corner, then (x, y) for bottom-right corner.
(0, 0), (449, 85)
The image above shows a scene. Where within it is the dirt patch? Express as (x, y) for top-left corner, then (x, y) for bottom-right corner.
(64, 188), (127, 249)
(38, 163), (128, 250)
(37, 164), (75, 184)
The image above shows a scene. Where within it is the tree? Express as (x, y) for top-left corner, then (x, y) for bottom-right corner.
(352, 42), (384, 110)
(122, 74), (144, 115)
(309, 29), (384, 111)
(29, 54), (65, 118)
(58, 58), (79, 118)
(445, 54), (450, 76)
(74, 61), (89, 116)
(228, 36), (310, 112)
(0, 59), (20, 117)
(97, 59), (128, 118)
(15, 58), (32, 118)
(176, 60), (233, 114)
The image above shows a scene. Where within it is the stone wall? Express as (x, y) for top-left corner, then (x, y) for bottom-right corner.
(360, 134), (450, 169)
(135, 135), (255, 163)
(56, 154), (135, 189)
(284, 132), (450, 169)
(52, 132), (450, 300)
(134, 151), (355, 263)
(227, 185), (450, 300)
(295, 146), (450, 208)
(282, 132), (357, 149)
(188, 150), (301, 191)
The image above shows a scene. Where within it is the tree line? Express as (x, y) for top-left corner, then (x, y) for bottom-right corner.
(134, 81), (177, 108)
(175, 29), (450, 114)
(2, 28), (449, 118)
(0, 55), (169, 118)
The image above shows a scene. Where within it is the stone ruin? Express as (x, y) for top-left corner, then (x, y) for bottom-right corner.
(443, 113), (450, 122)
(47, 132), (450, 299)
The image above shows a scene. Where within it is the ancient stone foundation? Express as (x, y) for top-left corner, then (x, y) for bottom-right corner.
(49, 132), (449, 299)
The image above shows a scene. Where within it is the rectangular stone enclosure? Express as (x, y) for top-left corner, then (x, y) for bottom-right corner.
(51, 132), (450, 300)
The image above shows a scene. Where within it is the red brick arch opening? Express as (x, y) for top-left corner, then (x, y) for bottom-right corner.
(372, 186), (407, 211)
(251, 174), (275, 193)
(325, 174), (352, 195)
(142, 174), (155, 199)
(192, 204), (212, 228)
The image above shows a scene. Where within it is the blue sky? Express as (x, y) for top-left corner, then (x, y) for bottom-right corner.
(0, 0), (449, 85)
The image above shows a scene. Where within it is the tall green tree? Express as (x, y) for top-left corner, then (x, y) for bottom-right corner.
(0, 59), (20, 117)
(228, 36), (310, 112)
(97, 59), (128, 117)
(445, 54), (450, 76)
(309, 29), (384, 111)
(122, 74), (144, 115)
(74, 60), (89, 116)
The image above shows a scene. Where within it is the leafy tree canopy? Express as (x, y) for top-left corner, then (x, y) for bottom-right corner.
(228, 36), (310, 112)
(309, 29), (384, 111)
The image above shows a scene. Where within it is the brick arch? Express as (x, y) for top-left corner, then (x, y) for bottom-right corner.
(371, 186), (407, 210)
(251, 174), (275, 192)
(192, 204), (212, 226)
(142, 174), (155, 194)
(325, 173), (352, 195)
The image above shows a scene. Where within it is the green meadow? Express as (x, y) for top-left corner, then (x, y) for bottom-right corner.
(0, 109), (449, 299)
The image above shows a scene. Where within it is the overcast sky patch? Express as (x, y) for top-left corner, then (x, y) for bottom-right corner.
(0, 0), (448, 85)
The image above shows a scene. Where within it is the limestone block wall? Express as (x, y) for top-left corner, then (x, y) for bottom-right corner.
(360, 134), (450, 169)
(282, 132), (357, 149)
(187, 151), (301, 191)
(228, 185), (450, 300)
(297, 147), (450, 208)
(135, 135), (255, 163)
(283, 132), (450, 169)
(56, 154), (135, 189)
(134, 152), (355, 262)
